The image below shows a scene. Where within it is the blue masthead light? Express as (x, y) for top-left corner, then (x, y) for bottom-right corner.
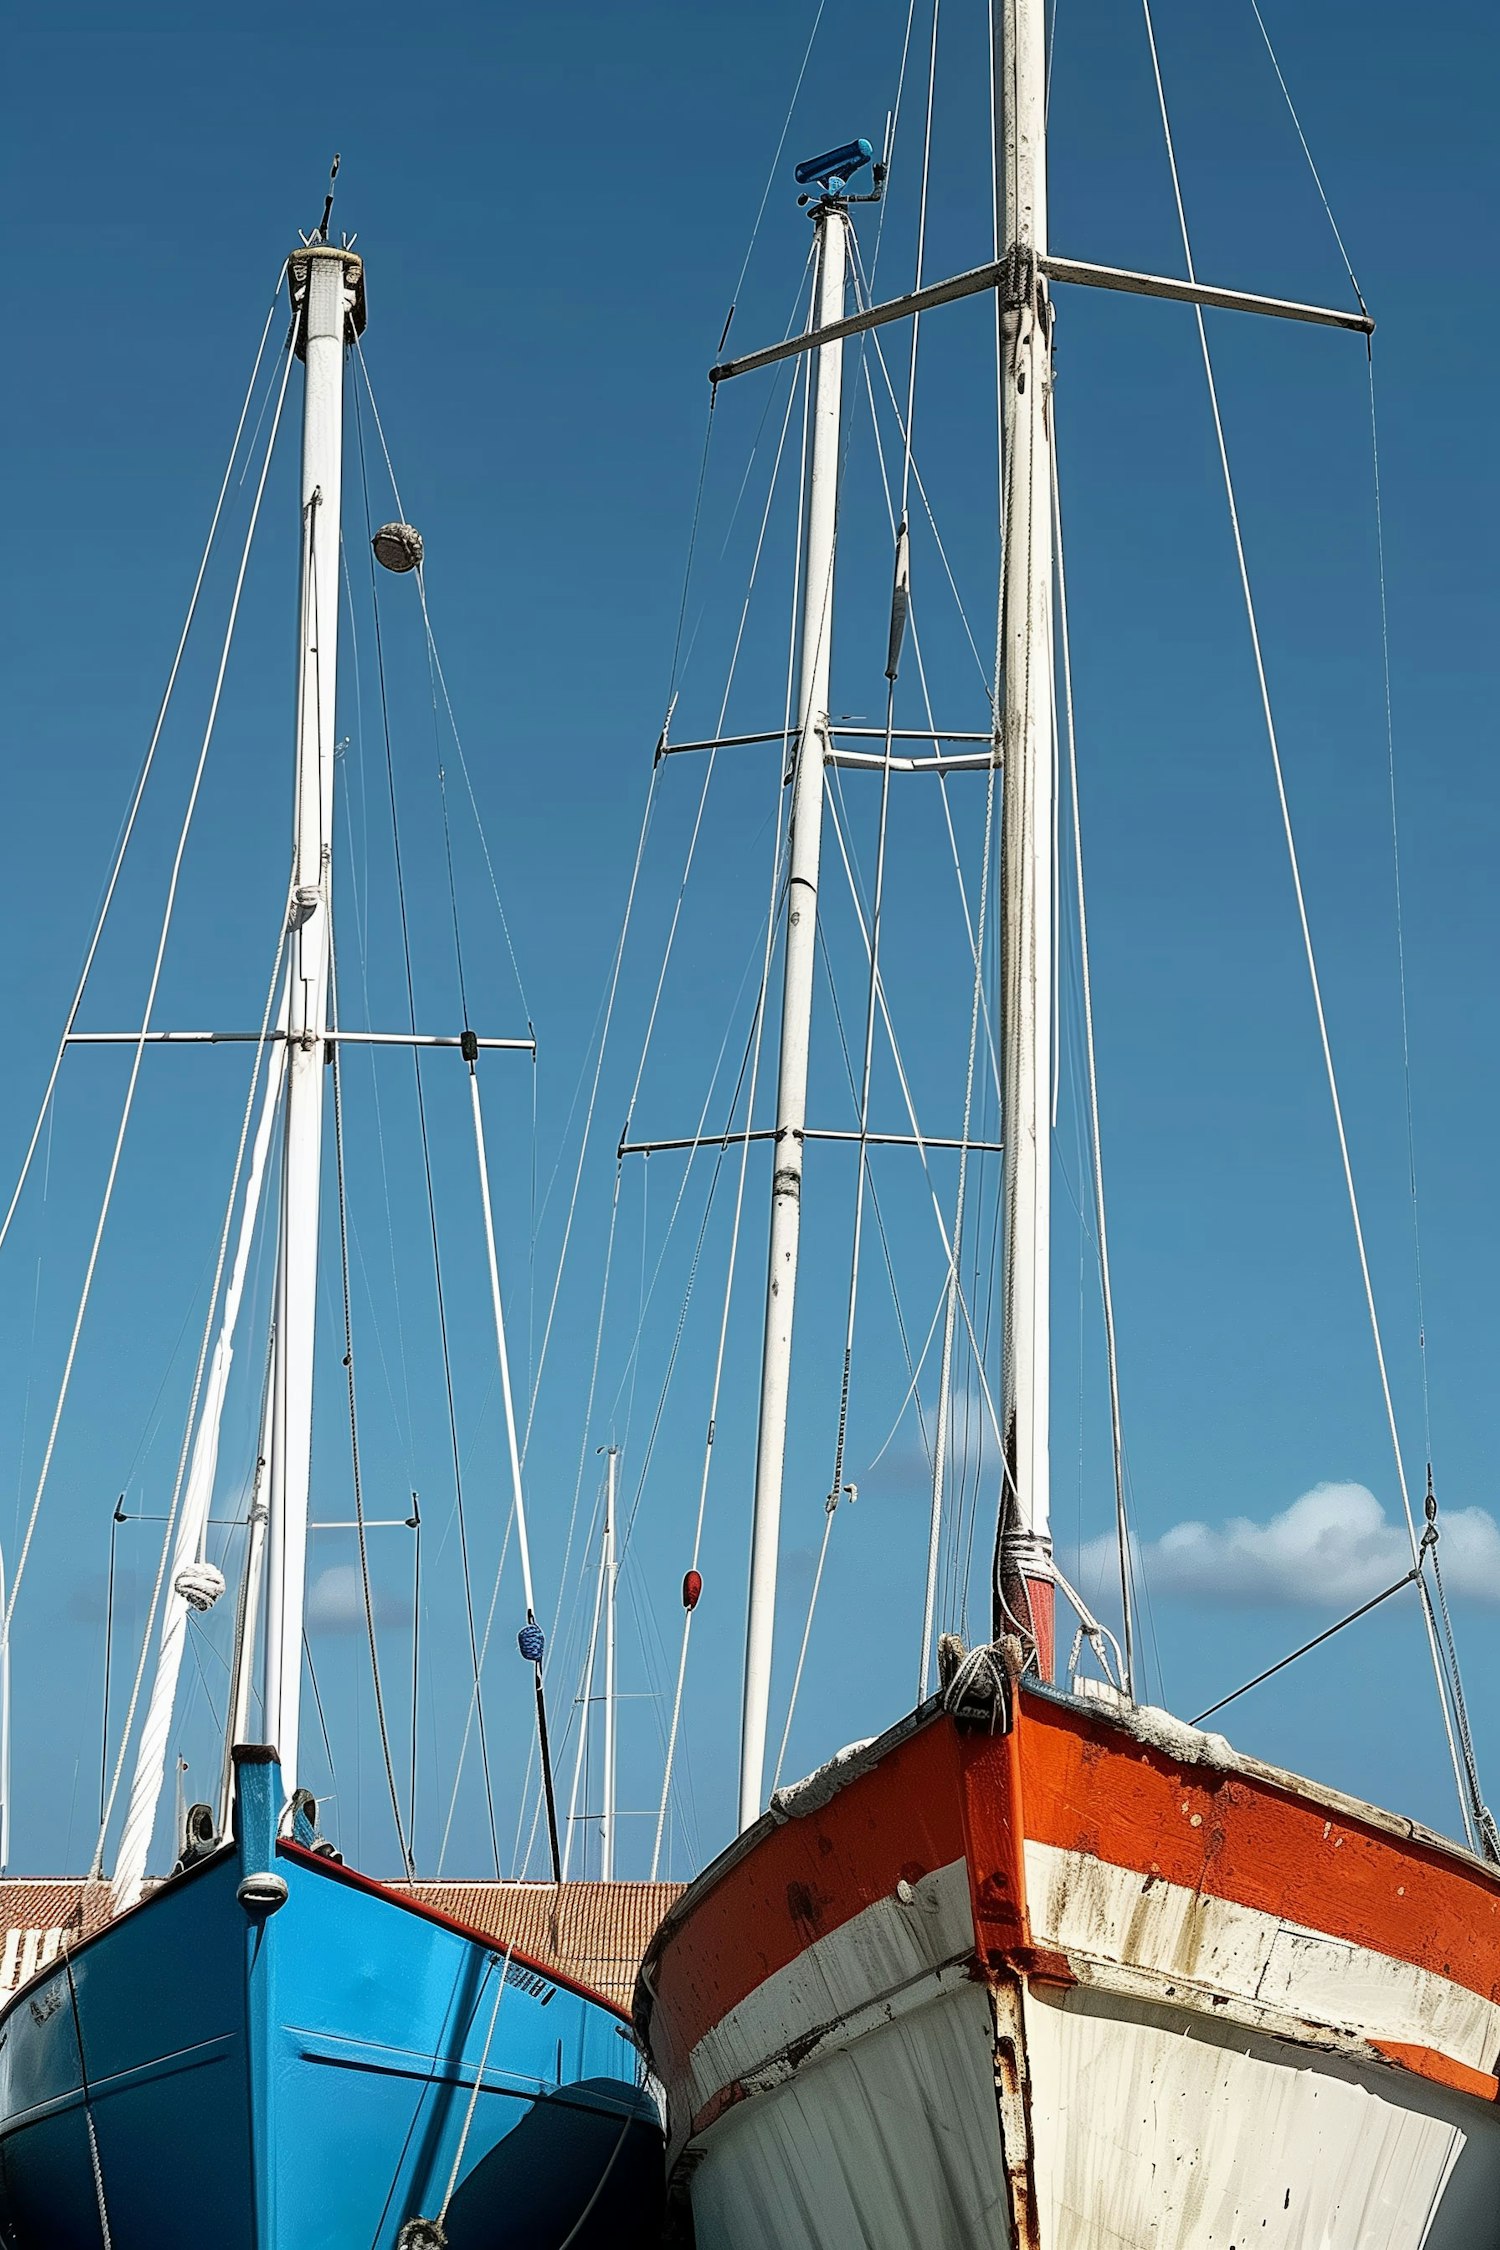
(794, 137), (874, 191)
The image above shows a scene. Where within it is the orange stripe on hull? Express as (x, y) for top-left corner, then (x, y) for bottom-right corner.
(640, 1689), (1500, 2085)
(644, 1721), (967, 2085)
(1005, 1689), (1500, 2008)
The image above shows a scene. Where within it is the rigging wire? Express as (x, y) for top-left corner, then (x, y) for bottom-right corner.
(899, 0), (942, 525)
(823, 785), (1006, 1453)
(329, 940), (414, 1876)
(0, 274), (285, 1276)
(22, 301), (301, 1690)
(716, 0), (827, 363)
(1050, 439), (1137, 1696)
(1230, 26), (1478, 1807)
(351, 372), (502, 1874)
(352, 343), (532, 1022)
(1244, 0), (1367, 317)
(516, 331), (810, 1867)
(651, 372), (817, 1874)
(1138, 0), (1479, 1847)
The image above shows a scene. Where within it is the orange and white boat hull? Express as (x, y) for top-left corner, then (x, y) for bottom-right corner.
(637, 1680), (1500, 2248)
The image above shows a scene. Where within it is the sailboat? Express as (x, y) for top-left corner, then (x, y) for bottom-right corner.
(627, 6), (1500, 2245)
(0, 218), (662, 2245)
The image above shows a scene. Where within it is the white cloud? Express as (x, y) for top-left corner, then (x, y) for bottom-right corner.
(306, 1563), (402, 1634)
(1079, 1481), (1500, 1609)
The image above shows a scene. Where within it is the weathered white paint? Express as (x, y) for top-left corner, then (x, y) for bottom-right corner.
(995, 0), (1056, 1643)
(689, 1980), (1014, 2250)
(1023, 1979), (1500, 2250)
(682, 1858), (973, 2134)
(674, 1840), (1500, 2249)
(1026, 1839), (1500, 2077)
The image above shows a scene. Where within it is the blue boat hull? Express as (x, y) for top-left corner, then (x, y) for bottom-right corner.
(0, 1753), (663, 2247)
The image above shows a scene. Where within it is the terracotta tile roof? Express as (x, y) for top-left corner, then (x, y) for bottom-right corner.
(406, 1880), (685, 2012)
(0, 1879), (117, 1992)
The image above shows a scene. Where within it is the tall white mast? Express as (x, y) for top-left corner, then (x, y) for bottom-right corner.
(994, 0), (1056, 1674)
(263, 240), (364, 1786)
(601, 1444), (618, 1880)
(738, 198), (849, 1830)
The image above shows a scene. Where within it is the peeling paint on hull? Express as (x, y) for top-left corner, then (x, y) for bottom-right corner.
(638, 1686), (1500, 2248)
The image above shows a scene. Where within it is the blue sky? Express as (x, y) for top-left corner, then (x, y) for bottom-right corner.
(1, 0), (1495, 1881)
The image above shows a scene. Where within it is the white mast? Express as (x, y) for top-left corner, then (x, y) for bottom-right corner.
(263, 240), (364, 1787)
(994, 0), (1056, 1674)
(601, 1444), (618, 1880)
(738, 198), (849, 1830)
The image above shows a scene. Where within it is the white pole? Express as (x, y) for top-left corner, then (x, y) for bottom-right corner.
(466, 1067), (537, 1620)
(113, 1027), (286, 1907)
(0, 1546), (9, 1875)
(601, 1446), (618, 1880)
(993, 0), (1056, 1674)
(220, 1364), (276, 1834)
(738, 203), (849, 1830)
(264, 243), (361, 1786)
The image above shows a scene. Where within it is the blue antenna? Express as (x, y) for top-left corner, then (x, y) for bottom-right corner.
(794, 137), (875, 197)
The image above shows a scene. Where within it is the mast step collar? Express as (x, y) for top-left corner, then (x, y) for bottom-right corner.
(286, 244), (366, 358)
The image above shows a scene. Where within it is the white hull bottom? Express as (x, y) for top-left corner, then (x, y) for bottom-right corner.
(688, 1978), (1500, 2250)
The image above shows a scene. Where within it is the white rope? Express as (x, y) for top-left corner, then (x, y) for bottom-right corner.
(466, 1066), (537, 1621)
(1139, 0), (1474, 1843)
(1051, 437), (1136, 1697)
(110, 980), (289, 1907)
(920, 731), (998, 1698)
(771, 1495), (841, 1791)
(10, 308), (300, 1656)
(64, 1951), (113, 2249)
(437, 1943), (513, 2226)
(0, 281), (283, 1277)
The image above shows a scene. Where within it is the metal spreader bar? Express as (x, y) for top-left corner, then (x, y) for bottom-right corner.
(620, 1126), (1005, 1159)
(658, 725), (992, 762)
(65, 1029), (535, 1053)
(710, 252), (1372, 384)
